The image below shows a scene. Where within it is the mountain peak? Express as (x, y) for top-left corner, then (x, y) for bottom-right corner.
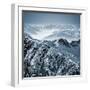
(71, 39), (80, 47)
(56, 38), (70, 47)
(24, 32), (32, 39)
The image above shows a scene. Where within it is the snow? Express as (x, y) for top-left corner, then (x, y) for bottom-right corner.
(23, 32), (80, 77)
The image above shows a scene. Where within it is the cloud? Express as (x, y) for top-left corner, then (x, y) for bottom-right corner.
(24, 24), (80, 42)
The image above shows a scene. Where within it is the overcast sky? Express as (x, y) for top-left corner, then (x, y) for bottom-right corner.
(23, 11), (80, 41)
(23, 11), (80, 27)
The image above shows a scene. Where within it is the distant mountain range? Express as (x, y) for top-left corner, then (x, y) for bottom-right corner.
(23, 32), (80, 77)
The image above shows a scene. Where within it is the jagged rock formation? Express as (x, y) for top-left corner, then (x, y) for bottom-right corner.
(23, 32), (80, 77)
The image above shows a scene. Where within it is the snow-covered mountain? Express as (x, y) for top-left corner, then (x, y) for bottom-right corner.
(23, 32), (80, 77)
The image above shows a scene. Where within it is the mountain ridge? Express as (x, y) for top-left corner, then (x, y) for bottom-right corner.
(24, 32), (80, 77)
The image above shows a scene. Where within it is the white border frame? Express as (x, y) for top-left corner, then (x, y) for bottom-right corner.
(11, 3), (87, 87)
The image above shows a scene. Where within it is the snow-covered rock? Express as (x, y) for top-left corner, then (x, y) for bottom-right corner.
(23, 32), (80, 77)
